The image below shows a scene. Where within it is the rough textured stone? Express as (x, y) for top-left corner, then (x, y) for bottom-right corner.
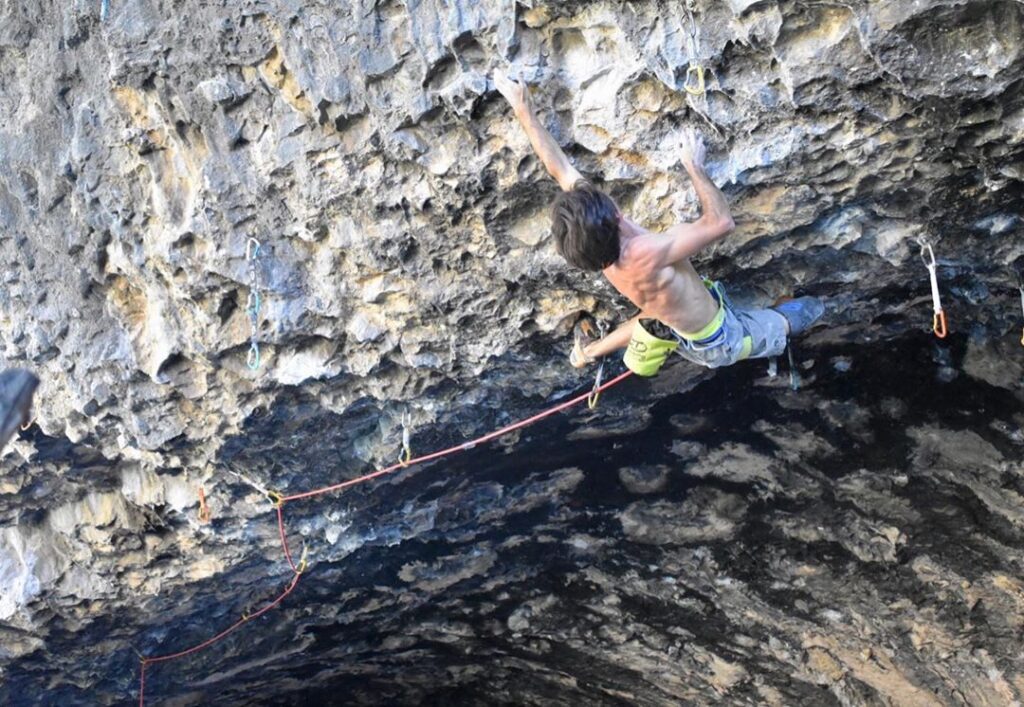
(1, 0), (1024, 704)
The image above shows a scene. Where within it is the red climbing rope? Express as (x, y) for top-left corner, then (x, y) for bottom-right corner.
(283, 370), (635, 503)
(136, 369), (634, 704)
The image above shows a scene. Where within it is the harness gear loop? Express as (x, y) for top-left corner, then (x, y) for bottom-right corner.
(197, 486), (211, 524)
(399, 411), (413, 466)
(918, 239), (947, 339)
(266, 490), (284, 508)
(587, 359), (605, 409)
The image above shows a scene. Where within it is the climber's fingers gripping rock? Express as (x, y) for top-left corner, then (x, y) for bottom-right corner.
(680, 127), (706, 171)
(493, 71), (532, 116)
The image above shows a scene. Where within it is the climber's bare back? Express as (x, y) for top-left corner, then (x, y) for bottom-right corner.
(603, 217), (719, 334)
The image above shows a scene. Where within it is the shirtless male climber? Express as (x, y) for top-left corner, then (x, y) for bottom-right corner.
(494, 73), (824, 376)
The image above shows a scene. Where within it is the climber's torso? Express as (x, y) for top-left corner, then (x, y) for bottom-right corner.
(604, 225), (719, 334)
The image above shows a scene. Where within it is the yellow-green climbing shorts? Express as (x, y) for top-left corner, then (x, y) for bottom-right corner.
(672, 281), (789, 369)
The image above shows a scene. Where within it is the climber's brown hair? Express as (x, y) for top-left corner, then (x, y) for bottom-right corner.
(550, 181), (621, 272)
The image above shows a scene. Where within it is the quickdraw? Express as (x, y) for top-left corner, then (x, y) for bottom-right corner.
(100, 0), (109, 21)
(399, 411), (412, 466)
(197, 486), (211, 524)
(683, 0), (706, 98)
(295, 545), (310, 575)
(587, 359), (605, 409)
(919, 238), (947, 339)
(246, 237), (263, 370)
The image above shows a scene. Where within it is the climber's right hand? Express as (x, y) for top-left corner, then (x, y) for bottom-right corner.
(680, 127), (706, 171)
(494, 72), (533, 117)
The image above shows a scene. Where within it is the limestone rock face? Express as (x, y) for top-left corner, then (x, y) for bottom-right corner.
(1, 0), (1023, 704)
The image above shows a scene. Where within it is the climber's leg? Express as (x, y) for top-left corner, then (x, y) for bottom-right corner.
(730, 307), (790, 361)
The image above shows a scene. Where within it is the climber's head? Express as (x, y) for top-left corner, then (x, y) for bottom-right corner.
(550, 182), (621, 271)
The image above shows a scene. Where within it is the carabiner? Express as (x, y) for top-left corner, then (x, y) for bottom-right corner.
(247, 341), (261, 370)
(684, 64), (705, 96)
(246, 237), (262, 261)
(399, 411), (412, 466)
(933, 309), (948, 339)
(246, 290), (261, 317)
(295, 544), (310, 574)
(198, 485), (211, 524)
(918, 239), (936, 269)
(1018, 285), (1024, 346)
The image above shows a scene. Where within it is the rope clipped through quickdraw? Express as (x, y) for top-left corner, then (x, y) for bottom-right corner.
(246, 237), (263, 369)
(399, 411), (413, 466)
(197, 486), (211, 524)
(682, 0), (706, 98)
(587, 359), (605, 409)
(918, 238), (947, 338)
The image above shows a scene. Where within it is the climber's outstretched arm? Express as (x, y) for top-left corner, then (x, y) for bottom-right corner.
(642, 129), (734, 266)
(495, 73), (582, 192)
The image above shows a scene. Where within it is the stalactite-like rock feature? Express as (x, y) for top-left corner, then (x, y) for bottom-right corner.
(0, 0), (1022, 704)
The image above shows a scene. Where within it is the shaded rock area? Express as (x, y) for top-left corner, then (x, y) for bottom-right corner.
(0, 0), (1023, 704)
(6, 334), (1024, 706)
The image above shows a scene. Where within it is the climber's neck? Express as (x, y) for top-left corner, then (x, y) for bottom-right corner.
(616, 214), (647, 244)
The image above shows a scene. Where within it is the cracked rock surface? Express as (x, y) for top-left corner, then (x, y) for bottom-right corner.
(1, 0), (1023, 704)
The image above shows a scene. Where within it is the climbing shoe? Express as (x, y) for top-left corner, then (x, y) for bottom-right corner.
(772, 297), (825, 336)
(0, 369), (39, 452)
(570, 315), (600, 368)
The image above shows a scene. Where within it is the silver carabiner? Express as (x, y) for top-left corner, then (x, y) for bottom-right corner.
(246, 237), (262, 261)
(918, 238), (936, 270)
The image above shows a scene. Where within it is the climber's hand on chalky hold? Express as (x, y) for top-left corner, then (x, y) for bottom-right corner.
(494, 71), (532, 118)
(680, 127), (706, 171)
